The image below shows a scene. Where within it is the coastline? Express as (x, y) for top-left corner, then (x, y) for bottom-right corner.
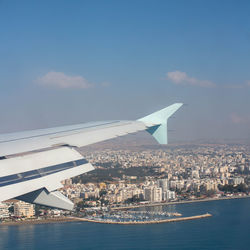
(111, 195), (250, 210)
(1, 193), (249, 250)
(1, 195), (249, 226)
(0, 217), (80, 226)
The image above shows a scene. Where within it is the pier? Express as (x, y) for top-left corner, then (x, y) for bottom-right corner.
(125, 211), (182, 216)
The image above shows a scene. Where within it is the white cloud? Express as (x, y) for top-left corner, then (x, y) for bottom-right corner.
(246, 81), (250, 87)
(36, 71), (93, 89)
(166, 71), (216, 87)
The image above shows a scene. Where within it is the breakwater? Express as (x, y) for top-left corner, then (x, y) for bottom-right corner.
(126, 211), (182, 217)
(72, 213), (212, 225)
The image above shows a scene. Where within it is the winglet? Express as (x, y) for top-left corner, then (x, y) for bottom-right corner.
(138, 103), (183, 144)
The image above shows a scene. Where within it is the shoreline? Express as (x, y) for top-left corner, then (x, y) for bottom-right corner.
(0, 217), (80, 226)
(111, 195), (250, 210)
(1, 195), (249, 226)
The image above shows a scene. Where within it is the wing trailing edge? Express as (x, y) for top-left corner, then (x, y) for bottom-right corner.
(0, 147), (94, 209)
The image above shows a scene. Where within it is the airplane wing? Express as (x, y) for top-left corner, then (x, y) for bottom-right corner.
(0, 103), (183, 210)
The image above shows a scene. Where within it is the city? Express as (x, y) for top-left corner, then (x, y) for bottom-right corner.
(0, 1), (250, 248)
(1, 140), (249, 224)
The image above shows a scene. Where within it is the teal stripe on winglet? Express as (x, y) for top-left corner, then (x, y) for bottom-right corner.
(138, 103), (183, 145)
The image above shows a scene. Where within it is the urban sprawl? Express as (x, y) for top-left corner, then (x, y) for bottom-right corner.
(0, 142), (249, 223)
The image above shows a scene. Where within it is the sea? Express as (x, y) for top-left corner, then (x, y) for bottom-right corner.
(0, 198), (249, 250)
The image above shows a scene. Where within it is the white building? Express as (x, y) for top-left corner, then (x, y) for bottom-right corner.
(14, 201), (35, 218)
(153, 188), (162, 202)
(166, 190), (176, 200)
(229, 177), (244, 186)
(0, 203), (9, 219)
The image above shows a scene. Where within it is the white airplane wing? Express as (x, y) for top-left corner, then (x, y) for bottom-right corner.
(0, 103), (183, 210)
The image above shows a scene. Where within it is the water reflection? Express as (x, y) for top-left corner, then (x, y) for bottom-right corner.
(0, 224), (35, 249)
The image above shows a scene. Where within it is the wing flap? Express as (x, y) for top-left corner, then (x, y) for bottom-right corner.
(0, 147), (84, 177)
(0, 147), (94, 202)
(0, 163), (94, 202)
(17, 189), (75, 211)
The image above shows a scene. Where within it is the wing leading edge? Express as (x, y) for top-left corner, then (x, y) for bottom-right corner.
(0, 103), (183, 210)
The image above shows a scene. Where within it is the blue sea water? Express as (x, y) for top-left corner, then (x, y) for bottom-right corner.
(0, 198), (249, 250)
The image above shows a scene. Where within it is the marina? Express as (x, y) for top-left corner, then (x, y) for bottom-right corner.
(1, 198), (249, 250)
(72, 213), (212, 225)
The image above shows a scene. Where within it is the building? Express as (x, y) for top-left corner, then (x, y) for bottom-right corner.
(61, 178), (72, 186)
(162, 190), (176, 201)
(99, 182), (107, 190)
(191, 170), (199, 179)
(144, 187), (154, 202)
(0, 203), (9, 219)
(144, 187), (162, 202)
(229, 177), (244, 186)
(14, 201), (35, 218)
(153, 188), (162, 202)
(166, 190), (176, 200)
(157, 179), (169, 192)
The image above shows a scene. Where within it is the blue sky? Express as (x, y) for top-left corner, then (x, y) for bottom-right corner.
(0, 0), (249, 142)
